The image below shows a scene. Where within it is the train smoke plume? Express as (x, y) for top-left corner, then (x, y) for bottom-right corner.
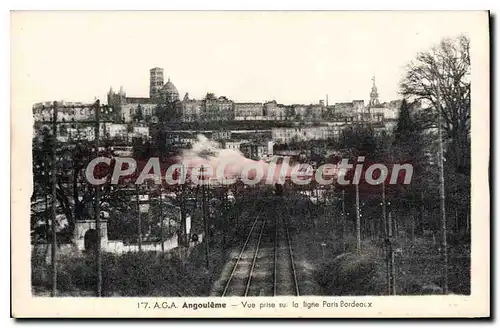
(178, 134), (285, 182)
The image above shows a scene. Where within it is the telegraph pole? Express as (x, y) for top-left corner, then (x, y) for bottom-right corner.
(136, 184), (143, 252)
(386, 208), (396, 294)
(179, 166), (187, 249)
(94, 100), (102, 297)
(382, 181), (387, 237)
(382, 181), (391, 295)
(51, 101), (58, 297)
(45, 193), (49, 240)
(222, 188), (228, 247)
(159, 183), (164, 252)
(355, 183), (361, 255)
(42, 100), (112, 297)
(437, 84), (448, 294)
(341, 189), (346, 252)
(201, 165), (210, 270)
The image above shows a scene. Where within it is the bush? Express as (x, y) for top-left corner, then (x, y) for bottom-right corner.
(32, 247), (222, 296)
(315, 247), (386, 295)
(31, 251), (49, 289)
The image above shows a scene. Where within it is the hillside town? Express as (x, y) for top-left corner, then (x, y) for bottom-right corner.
(32, 68), (405, 161)
(29, 34), (471, 300)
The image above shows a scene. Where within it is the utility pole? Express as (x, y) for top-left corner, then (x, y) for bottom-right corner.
(466, 211), (470, 233)
(341, 189), (346, 253)
(382, 181), (387, 238)
(51, 101), (58, 297)
(94, 100), (102, 297)
(437, 83), (448, 294)
(201, 165), (210, 270)
(355, 183), (361, 255)
(159, 183), (164, 253)
(222, 188), (228, 247)
(382, 181), (391, 295)
(43, 100), (112, 297)
(420, 190), (425, 235)
(45, 193), (49, 240)
(387, 209), (396, 295)
(136, 184), (142, 252)
(179, 167), (187, 249)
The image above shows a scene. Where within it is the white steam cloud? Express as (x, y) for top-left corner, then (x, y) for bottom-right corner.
(179, 134), (276, 183)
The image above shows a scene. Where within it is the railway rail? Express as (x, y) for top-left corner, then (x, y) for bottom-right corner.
(220, 211), (300, 297)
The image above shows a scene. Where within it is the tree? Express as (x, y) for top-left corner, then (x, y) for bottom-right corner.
(155, 93), (181, 123)
(391, 99), (429, 235)
(393, 99), (414, 142)
(153, 94), (179, 159)
(400, 35), (470, 175)
(400, 35), (472, 237)
(31, 134), (125, 241)
(132, 139), (154, 159)
(392, 99), (426, 170)
(339, 125), (378, 157)
(31, 128), (54, 240)
(134, 105), (144, 122)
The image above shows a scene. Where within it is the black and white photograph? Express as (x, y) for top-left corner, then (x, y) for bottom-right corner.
(11, 10), (489, 318)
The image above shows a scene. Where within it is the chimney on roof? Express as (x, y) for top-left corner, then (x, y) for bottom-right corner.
(268, 141), (274, 156)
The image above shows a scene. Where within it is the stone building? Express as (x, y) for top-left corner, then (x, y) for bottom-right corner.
(366, 76), (386, 122)
(380, 99), (403, 120)
(263, 100), (289, 120)
(224, 140), (247, 151)
(32, 101), (107, 123)
(107, 67), (181, 123)
(149, 67), (164, 99)
(291, 104), (307, 120)
(234, 102), (263, 119)
(271, 126), (334, 144)
(201, 93), (234, 121)
(121, 102), (157, 123)
(365, 77), (403, 122)
(181, 93), (203, 122)
(161, 78), (180, 103)
(212, 130), (231, 141)
(240, 142), (268, 160)
(334, 102), (354, 116)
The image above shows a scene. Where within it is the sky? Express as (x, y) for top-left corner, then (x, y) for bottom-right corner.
(12, 11), (486, 106)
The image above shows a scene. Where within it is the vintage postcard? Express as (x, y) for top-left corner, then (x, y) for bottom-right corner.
(11, 11), (490, 318)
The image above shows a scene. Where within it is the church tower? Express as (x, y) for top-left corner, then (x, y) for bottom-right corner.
(369, 76), (380, 107)
(150, 67), (164, 99)
(107, 86), (114, 106)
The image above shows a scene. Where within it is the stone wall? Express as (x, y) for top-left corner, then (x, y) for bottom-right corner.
(32, 233), (203, 263)
(72, 220), (109, 251)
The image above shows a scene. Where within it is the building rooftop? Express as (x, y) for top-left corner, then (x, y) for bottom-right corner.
(126, 97), (153, 104)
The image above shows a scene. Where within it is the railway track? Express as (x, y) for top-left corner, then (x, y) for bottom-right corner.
(275, 214), (300, 296)
(219, 212), (300, 297)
